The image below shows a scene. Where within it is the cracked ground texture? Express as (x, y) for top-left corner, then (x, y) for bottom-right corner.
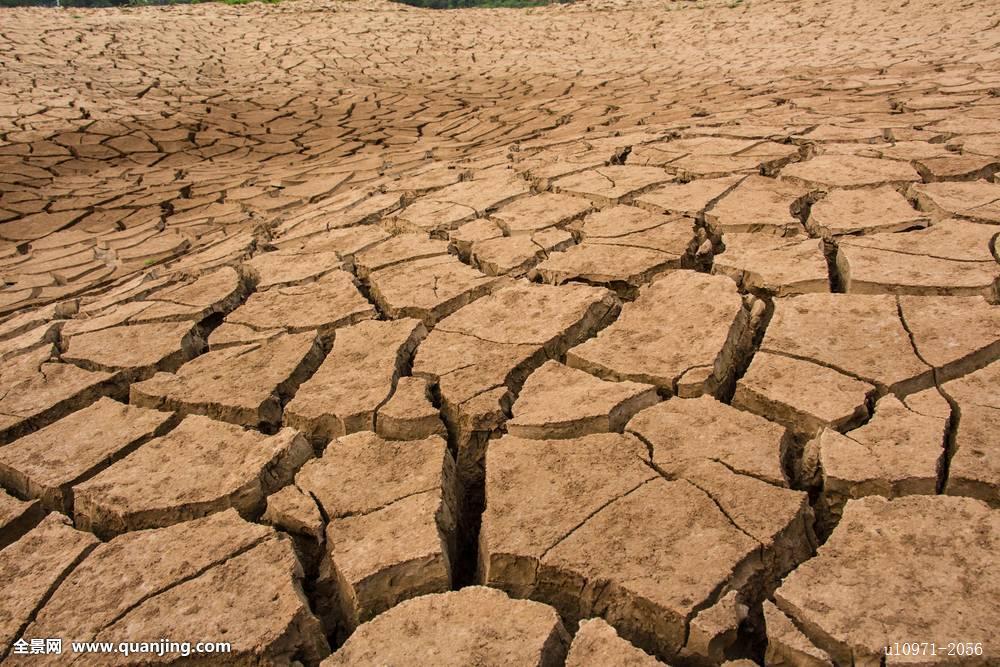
(0, 0), (998, 664)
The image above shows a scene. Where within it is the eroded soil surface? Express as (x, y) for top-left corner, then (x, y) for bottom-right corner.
(0, 0), (998, 664)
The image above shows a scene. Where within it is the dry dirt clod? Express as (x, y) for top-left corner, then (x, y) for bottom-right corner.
(262, 484), (325, 542)
(412, 280), (619, 508)
(634, 175), (743, 218)
(0, 321), (63, 365)
(374, 376), (446, 441)
(0, 513), (98, 660)
(779, 155), (921, 189)
(567, 618), (668, 667)
(626, 394), (789, 487)
(806, 186), (929, 238)
(72, 415), (312, 538)
(479, 432), (813, 663)
(322, 587), (570, 667)
(762, 599), (834, 667)
(711, 233), (830, 296)
(295, 431), (456, 637)
(733, 350), (877, 437)
(353, 233), (450, 280)
(909, 180), (1000, 223)
(244, 249), (344, 291)
(367, 254), (503, 326)
(77, 537), (330, 666)
(284, 319), (426, 442)
(508, 360), (659, 439)
(394, 174), (530, 234)
(552, 166), (673, 207)
(937, 361), (1000, 507)
(758, 293), (932, 394)
(471, 229), (574, 278)
(898, 295), (1000, 381)
(531, 205), (693, 295)
(17, 510), (275, 662)
(131, 265), (247, 322)
(531, 243), (681, 296)
(130, 331), (324, 430)
(209, 269), (375, 348)
(0, 397), (174, 514)
(0, 489), (44, 550)
(837, 219), (999, 301)
(277, 225), (391, 264)
(745, 293), (1000, 446)
(0, 300), (78, 342)
(566, 270), (754, 398)
(810, 394), (948, 531)
(448, 218), (505, 261)
(0, 345), (121, 446)
(772, 495), (999, 667)
(703, 175), (807, 237)
(62, 320), (204, 382)
(491, 192), (592, 235)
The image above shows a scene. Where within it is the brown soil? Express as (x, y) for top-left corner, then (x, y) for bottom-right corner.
(0, 0), (997, 663)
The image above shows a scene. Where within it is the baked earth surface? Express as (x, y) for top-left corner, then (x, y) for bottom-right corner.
(0, 0), (997, 664)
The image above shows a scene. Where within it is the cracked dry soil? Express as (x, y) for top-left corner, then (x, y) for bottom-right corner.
(0, 0), (999, 664)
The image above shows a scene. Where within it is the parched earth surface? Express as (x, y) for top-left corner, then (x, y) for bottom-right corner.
(0, 0), (998, 664)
